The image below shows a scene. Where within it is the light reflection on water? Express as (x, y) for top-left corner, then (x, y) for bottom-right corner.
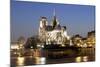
(83, 56), (88, 62)
(35, 57), (46, 64)
(11, 48), (95, 67)
(17, 57), (24, 66)
(16, 56), (89, 66)
(75, 56), (88, 62)
(16, 57), (46, 66)
(76, 57), (82, 62)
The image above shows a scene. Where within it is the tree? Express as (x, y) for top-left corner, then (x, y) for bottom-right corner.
(24, 36), (41, 49)
(17, 36), (25, 44)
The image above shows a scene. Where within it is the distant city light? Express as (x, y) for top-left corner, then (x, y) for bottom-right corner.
(31, 46), (33, 49)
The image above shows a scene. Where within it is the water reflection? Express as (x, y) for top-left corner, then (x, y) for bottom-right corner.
(76, 57), (82, 62)
(75, 56), (88, 62)
(11, 48), (95, 66)
(17, 57), (25, 66)
(83, 56), (88, 62)
(35, 57), (46, 64)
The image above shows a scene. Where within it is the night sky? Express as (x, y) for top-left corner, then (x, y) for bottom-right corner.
(11, 0), (95, 41)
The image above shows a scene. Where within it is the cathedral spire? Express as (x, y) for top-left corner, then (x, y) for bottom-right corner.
(52, 8), (59, 28)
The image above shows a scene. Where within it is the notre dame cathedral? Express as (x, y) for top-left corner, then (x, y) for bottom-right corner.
(38, 10), (70, 46)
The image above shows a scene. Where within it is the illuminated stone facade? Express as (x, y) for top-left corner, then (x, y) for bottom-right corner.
(39, 10), (70, 45)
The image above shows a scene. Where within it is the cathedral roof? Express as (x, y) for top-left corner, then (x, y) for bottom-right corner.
(45, 25), (53, 31)
(55, 24), (61, 30)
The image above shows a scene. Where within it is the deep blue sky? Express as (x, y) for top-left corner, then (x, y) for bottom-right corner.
(11, 0), (95, 41)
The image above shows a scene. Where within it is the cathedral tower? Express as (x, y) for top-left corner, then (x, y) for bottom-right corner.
(40, 17), (48, 28)
(39, 17), (48, 42)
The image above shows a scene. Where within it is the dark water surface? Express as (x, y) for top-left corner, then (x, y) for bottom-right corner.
(11, 48), (95, 67)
